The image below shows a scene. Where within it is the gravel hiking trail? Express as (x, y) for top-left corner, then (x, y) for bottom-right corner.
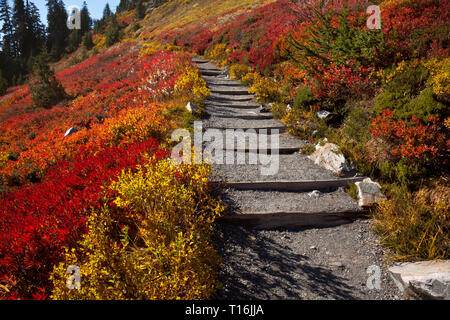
(193, 57), (398, 300)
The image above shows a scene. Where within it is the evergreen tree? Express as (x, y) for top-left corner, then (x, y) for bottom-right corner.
(134, 0), (145, 20)
(46, 0), (69, 59)
(0, 69), (8, 95)
(82, 31), (94, 50)
(103, 3), (112, 20)
(80, 1), (92, 35)
(0, 0), (16, 57)
(12, 0), (26, 57)
(24, 1), (45, 57)
(117, 0), (130, 13)
(105, 15), (119, 47)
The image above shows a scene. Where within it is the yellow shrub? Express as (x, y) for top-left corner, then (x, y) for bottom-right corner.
(94, 35), (106, 49)
(243, 72), (280, 103)
(229, 64), (251, 80)
(50, 157), (224, 300)
(206, 43), (228, 62)
(139, 42), (162, 57)
(373, 185), (449, 261)
(0, 151), (8, 170)
(105, 105), (176, 146)
(175, 66), (210, 104)
(164, 43), (181, 52)
(424, 57), (450, 96)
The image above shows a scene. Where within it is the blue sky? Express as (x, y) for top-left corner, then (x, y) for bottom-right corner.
(11, 0), (121, 25)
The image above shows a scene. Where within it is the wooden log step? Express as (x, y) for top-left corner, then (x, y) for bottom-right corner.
(205, 101), (262, 109)
(217, 209), (366, 229)
(207, 93), (254, 102)
(208, 86), (250, 95)
(203, 78), (242, 86)
(200, 69), (223, 76)
(205, 124), (287, 133)
(192, 57), (209, 63)
(216, 177), (365, 192)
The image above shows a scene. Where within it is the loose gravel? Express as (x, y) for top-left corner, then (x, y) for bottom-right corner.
(213, 220), (399, 300)
(219, 187), (361, 213)
(211, 152), (341, 182)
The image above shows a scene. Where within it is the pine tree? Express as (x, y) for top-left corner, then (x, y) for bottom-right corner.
(0, 0), (16, 57)
(103, 3), (112, 20)
(80, 1), (92, 35)
(12, 0), (27, 57)
(134, 0), (145, 20)
(0, 69), (8, 95)
(46, 0), (69, 59)
(25, 1), (45, 57)
(105, 15), (120, 47)
(117, 0), (129, 13)
(83, 31), (94, 50)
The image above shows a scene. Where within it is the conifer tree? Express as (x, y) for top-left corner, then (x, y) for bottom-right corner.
(0, 0), (16, 57)
(46, 0), (69, 59)
(105, 15), (120, 47)
(134, 1), (145, 20)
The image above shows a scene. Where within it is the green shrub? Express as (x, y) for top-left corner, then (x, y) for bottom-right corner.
(293, 86), (317, 111)
(29, 53), (67, 109)
(374, 63), (446, 121)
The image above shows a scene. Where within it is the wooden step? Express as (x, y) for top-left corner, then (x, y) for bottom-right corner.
(206, 112), (274, 120)
(217, 209), (366, 229)
(205, 124), (287, 133)
(200, 69), (223, 76)
(215, 177), (364, 192)
(207, 94), (254, 102)
(203, 78), (242, 86)
(192, 57), (209, 64)
(208, 86), (250, 95)
(205, 101), (262, 109)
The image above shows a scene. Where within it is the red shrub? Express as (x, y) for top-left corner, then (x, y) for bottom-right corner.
(370, 109), (449, 167)
(0, 139), (168, 299)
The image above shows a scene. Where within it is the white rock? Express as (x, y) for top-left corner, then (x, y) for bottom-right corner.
(317, 111), (332, 119)
(186, 102), (198, 113)
(389, 260), (450, 300)
(355, 178), (386, 207)
(308, 190), (321, 198)
(308, 142), (352, 175)
(64, 127), (78, 137)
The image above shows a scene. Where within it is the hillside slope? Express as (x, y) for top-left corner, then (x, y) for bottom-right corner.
(0, 0), (448, 300)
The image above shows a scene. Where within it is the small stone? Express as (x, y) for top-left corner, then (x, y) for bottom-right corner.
(308, 190), (321, 198)
(310, 246), (317, 250)
(186, 102), (199, 113)
(317, 111), (332, 119)
(64, 127), (78, 137)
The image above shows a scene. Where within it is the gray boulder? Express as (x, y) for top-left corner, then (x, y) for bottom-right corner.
(389, 260), (450, 300)
(308, 140), (352, 175)
(355, 178), (386, 207)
